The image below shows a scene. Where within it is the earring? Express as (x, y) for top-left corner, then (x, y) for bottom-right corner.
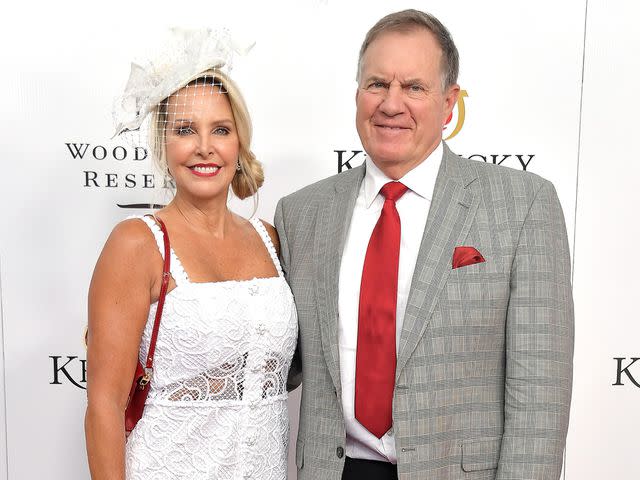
(236, 159), (242, 172)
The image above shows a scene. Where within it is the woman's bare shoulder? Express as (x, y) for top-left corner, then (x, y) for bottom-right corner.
(107, 217), (158, 253)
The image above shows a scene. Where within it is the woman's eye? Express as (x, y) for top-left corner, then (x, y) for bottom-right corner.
(176, 126), (194, 135)
(213, 127), (230, 135)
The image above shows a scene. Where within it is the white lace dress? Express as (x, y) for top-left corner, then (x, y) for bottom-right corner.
(125, 216), (298, 480)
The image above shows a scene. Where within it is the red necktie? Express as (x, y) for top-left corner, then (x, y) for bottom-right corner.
(355, 181), (408, 438)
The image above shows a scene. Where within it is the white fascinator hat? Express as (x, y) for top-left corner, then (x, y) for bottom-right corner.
(112, 27), (254, 138)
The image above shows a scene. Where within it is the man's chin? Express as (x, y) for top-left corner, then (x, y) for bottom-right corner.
(367, 156), (412, 176)
(368, 150), (410, 168)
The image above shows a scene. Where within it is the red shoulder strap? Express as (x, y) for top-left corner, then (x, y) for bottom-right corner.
(144, 215), (171, 370)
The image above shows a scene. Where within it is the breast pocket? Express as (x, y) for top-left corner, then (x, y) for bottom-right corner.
(446, 252), (510, 316)
(461, 436), (501, 472)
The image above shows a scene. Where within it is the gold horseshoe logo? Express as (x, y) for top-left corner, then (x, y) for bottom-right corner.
(444, 90), (468, 141)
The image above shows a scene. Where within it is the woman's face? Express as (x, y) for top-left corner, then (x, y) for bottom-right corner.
(164, 83), (239, 203)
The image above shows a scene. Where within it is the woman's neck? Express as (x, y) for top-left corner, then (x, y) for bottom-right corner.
(165, 192), (234, 238)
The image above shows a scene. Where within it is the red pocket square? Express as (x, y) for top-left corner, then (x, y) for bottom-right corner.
(452, 246), (485, 269)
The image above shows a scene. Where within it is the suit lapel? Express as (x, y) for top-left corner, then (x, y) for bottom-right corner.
(396, 145), (480, 378)
(315, 165), (365, 397)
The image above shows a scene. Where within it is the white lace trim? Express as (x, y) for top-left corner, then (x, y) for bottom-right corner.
(249, 217), (284, 278)
(129, 215), (190, 285)
(131, 215), (283, 284)
(147, 393), (288, 409)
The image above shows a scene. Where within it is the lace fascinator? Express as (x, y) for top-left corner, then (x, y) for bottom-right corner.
(113, 27), (254, 138)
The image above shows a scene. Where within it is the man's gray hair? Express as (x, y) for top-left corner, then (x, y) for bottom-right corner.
(357, 9), (459, 90)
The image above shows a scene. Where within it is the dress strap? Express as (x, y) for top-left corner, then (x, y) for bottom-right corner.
(249, 217), (284, 277)
(129, 215), (190, 285)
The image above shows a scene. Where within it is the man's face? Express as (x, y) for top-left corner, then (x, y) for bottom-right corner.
(356, 29), (459, 179)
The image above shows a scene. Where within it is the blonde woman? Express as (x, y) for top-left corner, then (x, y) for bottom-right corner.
(85, 30), (297, 479)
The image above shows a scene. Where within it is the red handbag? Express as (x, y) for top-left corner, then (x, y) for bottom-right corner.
(124, 215), (171, 433)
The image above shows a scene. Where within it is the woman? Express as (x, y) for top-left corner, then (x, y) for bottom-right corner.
(85, 30), (297, 479)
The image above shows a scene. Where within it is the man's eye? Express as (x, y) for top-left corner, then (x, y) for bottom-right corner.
(368, 81), (386, 89)
(408, 84), (424, 92)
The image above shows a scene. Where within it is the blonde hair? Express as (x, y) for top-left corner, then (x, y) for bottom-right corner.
(149, 69), (263, 200)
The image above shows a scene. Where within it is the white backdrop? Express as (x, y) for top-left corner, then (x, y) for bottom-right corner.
(566, 0), (640, 478)
(0, 0), (637, 478)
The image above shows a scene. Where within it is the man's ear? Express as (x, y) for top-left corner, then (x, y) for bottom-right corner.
(443, 83), (460, 120)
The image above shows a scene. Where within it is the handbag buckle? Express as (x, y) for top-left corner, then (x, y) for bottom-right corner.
(138, 368), (153, 388)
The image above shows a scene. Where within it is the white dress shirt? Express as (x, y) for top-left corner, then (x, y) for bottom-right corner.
(338, 142), (443, 463)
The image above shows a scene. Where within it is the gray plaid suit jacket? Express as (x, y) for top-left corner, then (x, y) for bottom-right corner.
(275, 144), (573, 480)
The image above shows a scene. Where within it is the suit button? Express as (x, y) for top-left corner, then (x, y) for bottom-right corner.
(336, 446), (344, 458)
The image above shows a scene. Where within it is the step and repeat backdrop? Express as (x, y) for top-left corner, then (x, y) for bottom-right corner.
(0, 0), (637, 478)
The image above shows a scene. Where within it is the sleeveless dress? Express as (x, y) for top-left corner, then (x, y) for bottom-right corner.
(125, 216), (298, 480)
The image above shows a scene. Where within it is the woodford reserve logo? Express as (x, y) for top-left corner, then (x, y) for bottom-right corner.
(335, 90), (536, 173)
(65, 142), (173, 208)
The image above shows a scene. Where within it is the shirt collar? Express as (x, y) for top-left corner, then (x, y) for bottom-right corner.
(363, 141), (444, 208)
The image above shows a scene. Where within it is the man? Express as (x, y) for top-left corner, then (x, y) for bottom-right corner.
(276, 9), (573, 480)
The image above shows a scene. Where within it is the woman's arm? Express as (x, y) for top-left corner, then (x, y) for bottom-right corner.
(85, 219), (160, 480)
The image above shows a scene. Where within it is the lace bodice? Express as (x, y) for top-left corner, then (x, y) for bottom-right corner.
(125, 216), (297, 480)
